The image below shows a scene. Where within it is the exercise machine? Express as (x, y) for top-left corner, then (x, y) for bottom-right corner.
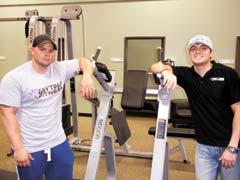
(149, 58), (195, 179)
(84, 48), (116, 180)
(150, 72), (170, 180)
(83, 47), (131, 180)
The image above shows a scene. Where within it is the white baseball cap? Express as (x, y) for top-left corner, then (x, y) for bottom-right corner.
(188, 34), (213, 50)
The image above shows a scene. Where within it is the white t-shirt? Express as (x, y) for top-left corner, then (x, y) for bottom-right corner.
(0, 59), (80, 153)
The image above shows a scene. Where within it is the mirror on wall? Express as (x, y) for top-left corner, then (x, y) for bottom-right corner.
(124, 36), (165, 89)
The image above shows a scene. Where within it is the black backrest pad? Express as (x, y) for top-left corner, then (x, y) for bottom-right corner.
(121, 70), (148, 110)
(110, 108), (131, 146)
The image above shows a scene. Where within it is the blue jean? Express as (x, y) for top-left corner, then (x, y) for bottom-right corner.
(17, 140), (74, 180)
(195, 143), (240, 180)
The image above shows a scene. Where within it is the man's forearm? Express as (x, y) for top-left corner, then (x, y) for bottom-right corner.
(228, 103), (240, 148)
(151, 62), (172, 74)
(0, 106), (24, 151)
(78, 57), (93, 76)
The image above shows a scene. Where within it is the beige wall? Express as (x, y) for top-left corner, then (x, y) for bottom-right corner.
(0, 0), (239, 113)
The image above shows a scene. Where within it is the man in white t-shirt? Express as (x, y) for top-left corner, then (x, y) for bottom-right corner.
(0, 34), (95, 180)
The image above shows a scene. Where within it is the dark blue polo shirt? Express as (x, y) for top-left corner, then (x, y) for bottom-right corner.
(173, 60), (240, 147)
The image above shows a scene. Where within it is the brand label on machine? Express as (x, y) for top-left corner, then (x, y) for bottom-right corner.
(156, 119), (166, 139)
(94, 118), (104, 140)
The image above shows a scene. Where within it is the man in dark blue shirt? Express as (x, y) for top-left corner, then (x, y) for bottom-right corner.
(151, 34), (240, 180)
